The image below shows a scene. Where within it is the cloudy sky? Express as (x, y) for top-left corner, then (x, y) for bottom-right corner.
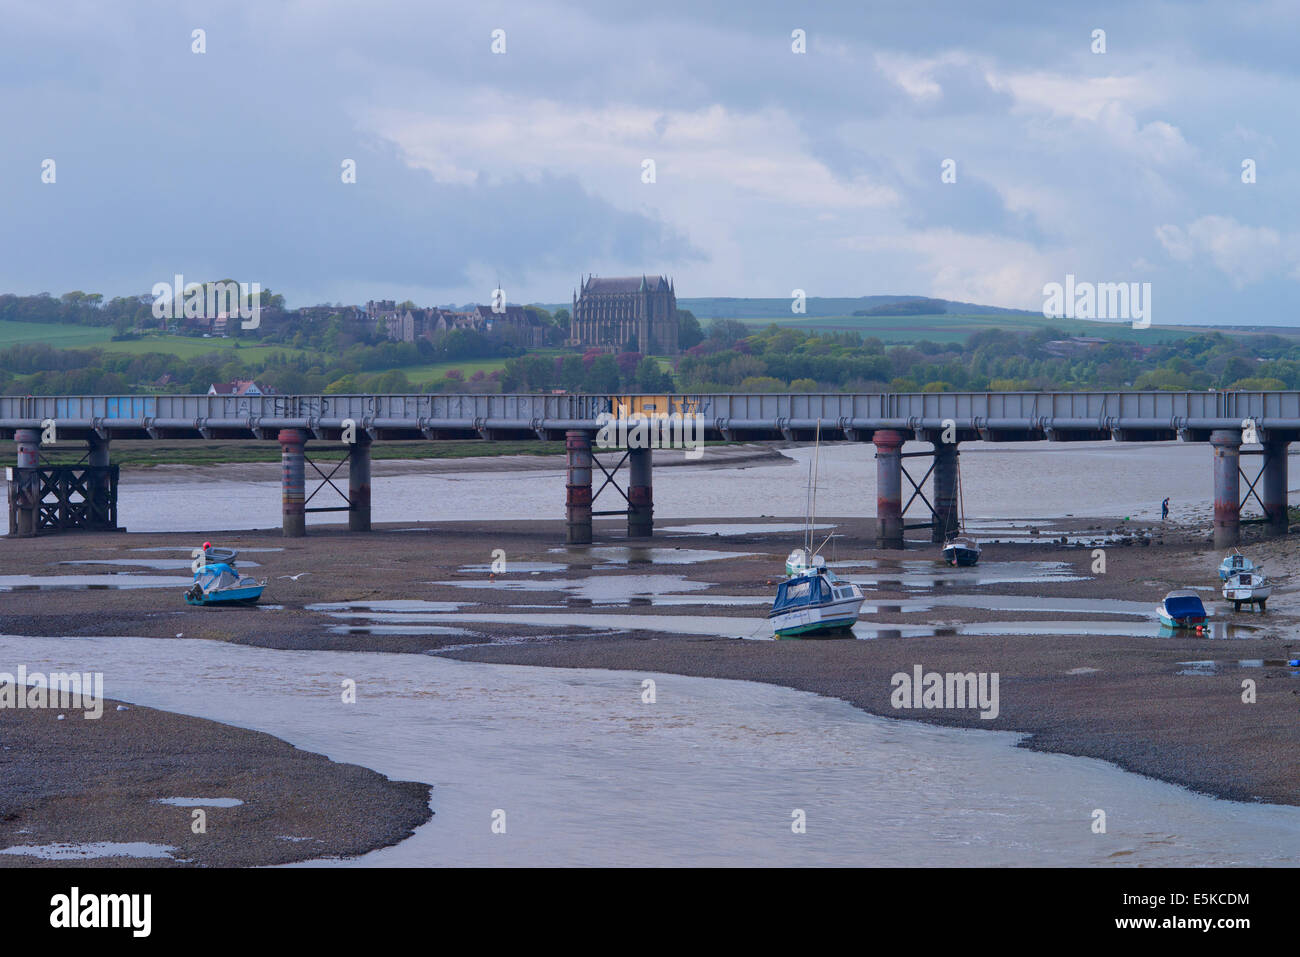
(2, 0), (1297, 324)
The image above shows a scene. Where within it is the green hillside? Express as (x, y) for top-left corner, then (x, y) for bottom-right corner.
(729, 312), (1206, 345)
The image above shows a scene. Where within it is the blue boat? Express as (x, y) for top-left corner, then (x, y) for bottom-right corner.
(769, 568), (864, 638)
(1156, 590), (1207, 629)
(768, 422), (865, 638)
(184, 544), (266, 606)
(1217, 550), (1255, 581)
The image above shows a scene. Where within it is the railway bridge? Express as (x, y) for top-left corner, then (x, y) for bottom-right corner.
(3, 390), (1297, 548)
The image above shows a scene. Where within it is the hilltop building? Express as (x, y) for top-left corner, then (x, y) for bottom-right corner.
(368, 300), (547, 348)
(208, 379), (271, 396)
(568, 275), (678, 355)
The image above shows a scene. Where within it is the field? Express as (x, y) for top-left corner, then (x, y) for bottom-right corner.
(390, 356), (523, 388)
(0, 320), (314, 362)
(729, 312), (1211, 344)
(0, 320), (562, 387)
(0, 319), (114, 348)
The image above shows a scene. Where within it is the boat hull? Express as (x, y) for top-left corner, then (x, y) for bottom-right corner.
(1224, 585), (1272, 601)
(942, 545), (981, 567)
(1156, 607), (1206, 629)
(184, 584), (265, 606)
(1224, 576), (1271, 610)
(769, 596), (864, 638)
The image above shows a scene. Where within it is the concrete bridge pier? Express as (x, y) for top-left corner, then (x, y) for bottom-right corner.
(566, 430), (593, 544)
(349, 434), (372, 532)
(279, 428), (307, 538)
(1263, 440), (1290, 535)
(1211, 429), (1241, 549)
(627, 447), (653, 538)
(931, 442), (959, 542)
(874, 429), (905, 549)
(10, 428), (40, 537)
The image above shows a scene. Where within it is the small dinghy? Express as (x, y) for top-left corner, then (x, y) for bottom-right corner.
(940, 458), (980, 566)
(1157, 590), (1207, 629)
(1224, 571), (1271, 612)
(184, 543), (266, 606)
(942, 535), (982, 567)
(1217, 550), (1255, 582)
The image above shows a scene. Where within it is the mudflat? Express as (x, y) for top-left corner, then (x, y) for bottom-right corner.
(3, 508), (1299, 846)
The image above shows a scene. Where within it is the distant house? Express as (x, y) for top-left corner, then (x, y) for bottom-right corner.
(1044, 336), (1108, 357)
(208, 379), (270, 396)
(473, 305), (547, 348)
(370, 299), (548, 348)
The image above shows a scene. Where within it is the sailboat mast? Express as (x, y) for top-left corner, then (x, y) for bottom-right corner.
(810, 420), (821, 554)
(803, 441), (814, 554)
(956, 455), (966, 534)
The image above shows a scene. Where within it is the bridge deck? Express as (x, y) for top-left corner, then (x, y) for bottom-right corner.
(2, 391), (1298, 443)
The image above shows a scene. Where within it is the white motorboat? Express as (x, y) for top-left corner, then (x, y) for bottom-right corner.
(769, 567), (865, 638)
(1223, 571), (1271, 611)
(770, 422), (864, 637)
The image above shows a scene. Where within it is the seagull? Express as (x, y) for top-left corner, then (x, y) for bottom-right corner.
(277, 572), (311, 581)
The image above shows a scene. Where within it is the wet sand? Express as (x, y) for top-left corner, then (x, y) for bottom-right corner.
(101, 441), (785, 485)
(4, 506), (1300, 836)
(0, 696), (431, 867)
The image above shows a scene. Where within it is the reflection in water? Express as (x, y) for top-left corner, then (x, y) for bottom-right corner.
(1177, 659), (1300, 676)
(0, 574), (190, 591)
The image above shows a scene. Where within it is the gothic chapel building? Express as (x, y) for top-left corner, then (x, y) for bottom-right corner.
(568, 275), (679, 355)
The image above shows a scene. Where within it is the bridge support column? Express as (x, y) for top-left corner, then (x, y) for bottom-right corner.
(932, 442), (959, 542)
(279, 428), (307, 538)
(874, 429), (905, 549)
(1263, 440), (1289, 536)
(627, 447), (653, 538)
(566, 430), (593, 545)
(1211, 429), (1241, 549)
(10, 429), (40, 538)
(349, 434), (372, 532)
(87, 434), (112, 526)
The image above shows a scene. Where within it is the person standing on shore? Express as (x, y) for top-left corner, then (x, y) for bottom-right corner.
(1162, 497), (1170, 520)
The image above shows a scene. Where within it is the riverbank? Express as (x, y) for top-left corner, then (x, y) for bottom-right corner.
(32, 439), (783, 472)
(3, 510), (1300, 833)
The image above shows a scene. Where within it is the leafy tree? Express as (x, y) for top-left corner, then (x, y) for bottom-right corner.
(581, 355), (620, 393)
(1227, 376), (1287, 391)
(676, 310), (703, 350)
(634, 357), (674, 392)
(706, 318), (750, 345)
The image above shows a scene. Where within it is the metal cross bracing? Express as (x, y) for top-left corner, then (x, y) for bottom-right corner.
(11, 465), (119, 532)
(1237, 448), (1279, 525)
(899, 450), (937, 531)
(590, 448), (634, 518)
(301, 446), (358, 516)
